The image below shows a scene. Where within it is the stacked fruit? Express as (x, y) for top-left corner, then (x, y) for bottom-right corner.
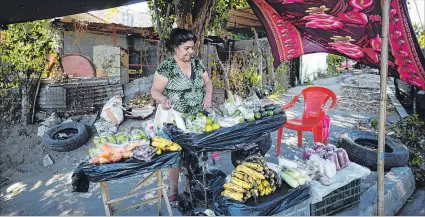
(205, 116), (221, 132)
(221, 154), (281, 202)
(151, 136), (182, 155)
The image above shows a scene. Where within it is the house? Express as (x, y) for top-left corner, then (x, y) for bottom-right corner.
(51, 11), (159, 78)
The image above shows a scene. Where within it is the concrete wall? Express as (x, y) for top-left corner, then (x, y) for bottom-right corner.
(63, 31), (127, 60)
(300, 53), (328, 84)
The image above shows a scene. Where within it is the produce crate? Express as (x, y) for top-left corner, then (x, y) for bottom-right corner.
(274, 197), (310, 216)
(310, 179), (361, 216)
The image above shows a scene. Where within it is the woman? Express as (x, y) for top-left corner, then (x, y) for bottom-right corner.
(151, 28), (212, 205)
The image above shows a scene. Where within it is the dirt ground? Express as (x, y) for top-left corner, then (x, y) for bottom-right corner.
(0, 123), (92, 191)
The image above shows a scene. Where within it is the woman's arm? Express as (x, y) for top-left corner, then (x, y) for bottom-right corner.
(202, 72), (213, 109)
(151, 72), (172, 109)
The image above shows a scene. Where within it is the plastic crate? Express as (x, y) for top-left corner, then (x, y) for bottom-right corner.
(310, 179), (361, 216)
(274, 198), (310, 216)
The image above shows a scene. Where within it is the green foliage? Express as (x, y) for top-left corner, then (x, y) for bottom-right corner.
(209, 0), (249, 33)
(413, 24), (425, 48)
(148, 0), (249, 35)
(0, 20), (60, 87)
(389, 114), (425, 187)
(327, 54), (345, 73)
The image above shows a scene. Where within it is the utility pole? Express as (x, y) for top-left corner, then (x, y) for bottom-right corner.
(377, 0), (391, 215)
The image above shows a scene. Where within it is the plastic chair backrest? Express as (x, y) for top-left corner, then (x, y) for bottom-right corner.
(301, 86), (337, 120)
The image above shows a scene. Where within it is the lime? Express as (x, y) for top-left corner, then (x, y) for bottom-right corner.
(197, 113), (206, 118)
(205, 125), (213, 132)
(206, 117), (214, 125)
(212, 123), (221, 130)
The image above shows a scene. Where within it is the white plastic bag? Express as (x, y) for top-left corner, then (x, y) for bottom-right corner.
(154, 104), (174, 129)
(100, 96), (124, 125)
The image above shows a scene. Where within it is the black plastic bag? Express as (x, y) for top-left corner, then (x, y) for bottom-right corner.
(213, 185), (310, 216)
(163, 114), (286, 153)
(71, 151), (181, 192)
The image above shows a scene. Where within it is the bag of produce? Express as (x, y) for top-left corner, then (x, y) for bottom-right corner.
(335, 148), (350, 169)
(324, 151), (341, 171)
(101, 96), (125, 125)
(323, 159), (336, 179)
(302, 148), (315, 160)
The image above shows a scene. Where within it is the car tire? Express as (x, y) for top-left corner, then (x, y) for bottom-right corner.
(339, 130), (409, 171)
(43, 122), (89, 152)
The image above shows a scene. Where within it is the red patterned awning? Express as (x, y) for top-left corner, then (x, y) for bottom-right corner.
(248, 0), (425, 89)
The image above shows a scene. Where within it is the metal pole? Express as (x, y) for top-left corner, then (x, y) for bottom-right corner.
(377, 0), (391, 215)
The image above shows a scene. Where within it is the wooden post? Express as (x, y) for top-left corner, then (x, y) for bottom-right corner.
(377, 0), (390, 215)
(100, 182), (113, 216)
(157, 170), (163, 216)
(253, 28), (263, 90)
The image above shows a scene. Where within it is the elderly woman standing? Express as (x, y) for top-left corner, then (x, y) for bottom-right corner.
(151, 28), (212, 205)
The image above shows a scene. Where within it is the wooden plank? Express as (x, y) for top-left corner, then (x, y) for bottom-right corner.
(107, 186), (165, 205)
(229, 10), (259, 21)
(162, 188), (173, 216)
(110, 171), (157, 209)
(99, 182), (113, 216)
(157, 170), (163, 216)
(113, 198), (158, 213)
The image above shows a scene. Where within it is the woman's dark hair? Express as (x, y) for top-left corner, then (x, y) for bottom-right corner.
(165, 28), (197, 51)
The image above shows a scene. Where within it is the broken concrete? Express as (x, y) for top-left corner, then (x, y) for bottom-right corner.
(36, 126), (49, 137)
(40, 112), (61, 127)
(42, 155), (54, 167)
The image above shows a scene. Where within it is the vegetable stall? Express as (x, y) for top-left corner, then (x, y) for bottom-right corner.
(72, 92), (370, 216)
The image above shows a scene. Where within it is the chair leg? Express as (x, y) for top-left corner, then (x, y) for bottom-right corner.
(276, 127), (283, 156)
(314, 126), (324, 144)
(297, 131), (303, 147)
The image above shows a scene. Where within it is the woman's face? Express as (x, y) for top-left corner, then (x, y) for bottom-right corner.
(174, 40), (195, 62)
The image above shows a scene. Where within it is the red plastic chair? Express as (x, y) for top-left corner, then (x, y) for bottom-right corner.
(276, 86), (337, 156)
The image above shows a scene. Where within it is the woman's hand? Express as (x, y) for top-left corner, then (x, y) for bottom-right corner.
(203, 95), (212, 109)
(161, 98), (172, 110)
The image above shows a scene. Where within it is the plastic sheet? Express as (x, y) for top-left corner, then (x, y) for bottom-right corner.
(71, 151), (181, 192)
(213, 184), (310, 216)
(163, 114), (286, 153)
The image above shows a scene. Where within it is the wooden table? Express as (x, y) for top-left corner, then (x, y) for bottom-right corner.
(98, 170), (173, 216)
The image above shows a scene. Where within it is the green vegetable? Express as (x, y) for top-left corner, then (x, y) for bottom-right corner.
(88, 148), (98, 158)
(296, 177), (306, 185)
(118, 135), (128, 143)
(100, 137), (108, 144)
(267, 111), (274, 116)
(286, 169), (301, 179)
(281, 171), (300, 188)
(107, 135), (117, 143)
(261, 111), (268, 117)
(254, 112), (261, 119)
(232, 109), (241, 117)
(93, 136), (101, 146)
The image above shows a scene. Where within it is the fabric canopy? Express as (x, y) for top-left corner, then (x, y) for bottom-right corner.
(0, 0), (144, 25)
(248, 0), (425, 89)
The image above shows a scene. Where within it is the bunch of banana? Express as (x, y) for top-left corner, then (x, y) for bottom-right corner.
(151, 136), (182, 153)
(222, 154), (282, 203)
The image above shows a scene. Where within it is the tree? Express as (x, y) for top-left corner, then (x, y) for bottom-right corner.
(148, 0), (249, 56)
(0, 20), (60, 124)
